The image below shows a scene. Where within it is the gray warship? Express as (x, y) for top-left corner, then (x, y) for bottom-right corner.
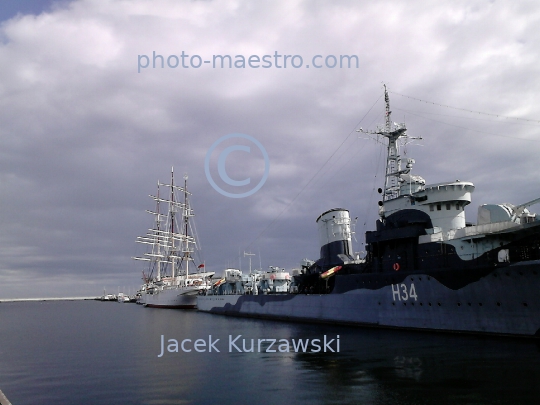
(198, 87), (540, 337)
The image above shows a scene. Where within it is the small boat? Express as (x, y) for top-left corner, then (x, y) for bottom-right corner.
(117, 292), (130, 303)
(100, 292), (116, 301)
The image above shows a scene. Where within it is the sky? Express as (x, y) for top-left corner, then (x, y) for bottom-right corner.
(0, 0), (539, 299)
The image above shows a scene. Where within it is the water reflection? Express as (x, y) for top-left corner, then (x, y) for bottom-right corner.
(287, 325), (540, 405)
(0, 302), (539, 405)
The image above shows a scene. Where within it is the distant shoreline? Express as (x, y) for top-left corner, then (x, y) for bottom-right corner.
(0, 297), (98, 302)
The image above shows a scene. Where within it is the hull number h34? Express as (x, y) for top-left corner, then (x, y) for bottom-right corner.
(391, 283), (418, 301)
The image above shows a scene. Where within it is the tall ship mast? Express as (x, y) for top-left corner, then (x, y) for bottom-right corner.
(133, 168), (214, 309)
(198, 87), (540, 337)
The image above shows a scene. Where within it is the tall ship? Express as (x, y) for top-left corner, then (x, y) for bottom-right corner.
(198, 87), (540, 337)
(133, 169), (214, 308)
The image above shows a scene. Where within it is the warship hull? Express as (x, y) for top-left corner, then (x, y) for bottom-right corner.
(198, 260), (540, 337)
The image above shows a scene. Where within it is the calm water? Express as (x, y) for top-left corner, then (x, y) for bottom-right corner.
(0, 300), (539, 404)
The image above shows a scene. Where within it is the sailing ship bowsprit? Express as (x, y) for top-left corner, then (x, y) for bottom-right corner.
(198, 87), (540, 337)
(133, 168), (214, 308)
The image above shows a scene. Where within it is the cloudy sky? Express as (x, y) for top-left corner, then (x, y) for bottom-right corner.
(1, 0), (539, 298)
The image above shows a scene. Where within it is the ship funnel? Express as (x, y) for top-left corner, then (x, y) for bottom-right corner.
(316, 208), (353, 268)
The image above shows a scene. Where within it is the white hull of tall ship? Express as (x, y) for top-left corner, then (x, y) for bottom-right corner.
(144, 272), (215, 308)
(144, 285), (203, 309)
(136, 290), (146, 305)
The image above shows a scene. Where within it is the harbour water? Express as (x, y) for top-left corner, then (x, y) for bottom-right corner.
(0, 300), (539, 404)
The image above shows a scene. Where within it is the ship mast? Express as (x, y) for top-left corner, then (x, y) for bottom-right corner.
(169, 167), (176, 280)
(358, 85), (416, 202)
(380, 84), (408, 201)
(156, 181), (162, 281)
(132, 180), (166, 281)
(183, 173), (190, 285)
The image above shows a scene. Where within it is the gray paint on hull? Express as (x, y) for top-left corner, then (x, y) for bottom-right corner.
(198, 262), (540, 337)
